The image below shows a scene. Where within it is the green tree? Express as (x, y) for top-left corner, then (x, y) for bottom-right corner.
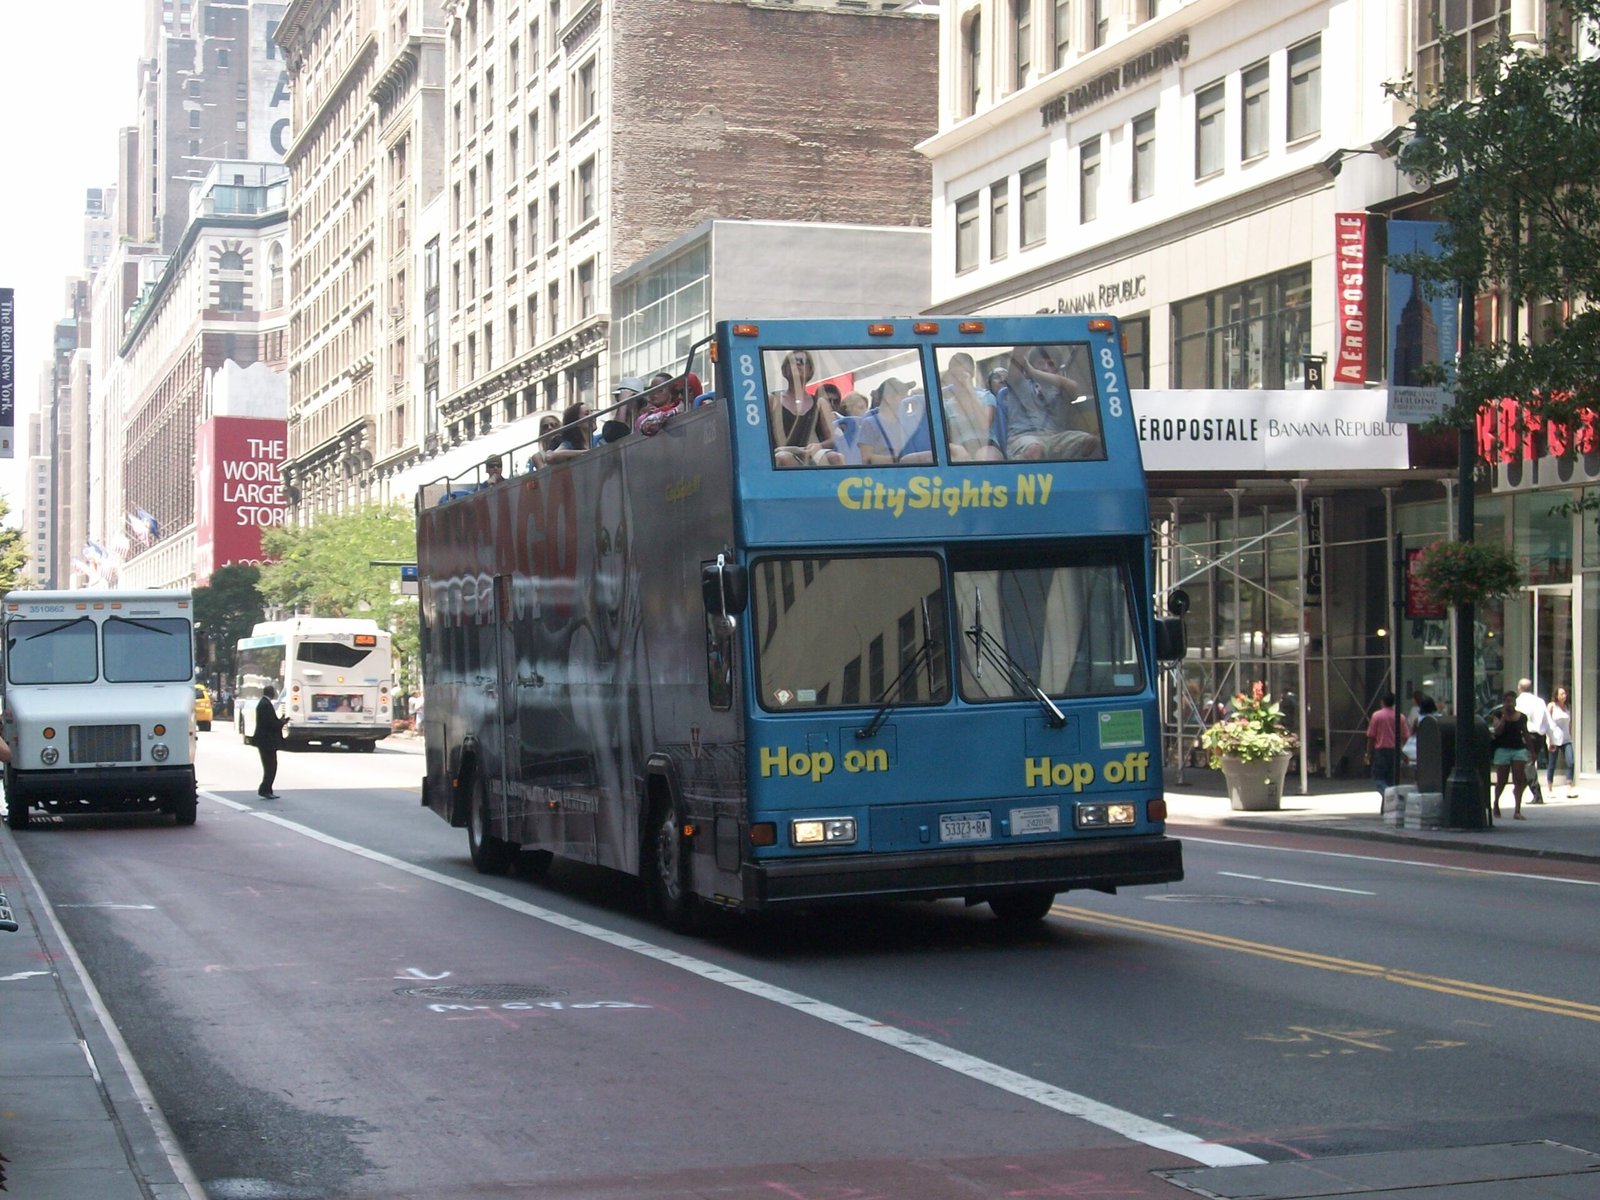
(1389, 0), (1600, 428)
(0, 495), (30, 593)
(192, 564), (266, 686)
(258, 503), (419, 693)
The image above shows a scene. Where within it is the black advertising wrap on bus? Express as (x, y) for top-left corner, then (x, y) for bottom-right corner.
(0, 288), (14, 459)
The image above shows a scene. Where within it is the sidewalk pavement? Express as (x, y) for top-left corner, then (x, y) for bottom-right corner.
(1164, 766), (1600, 866)
(0, 831), (197, 1199)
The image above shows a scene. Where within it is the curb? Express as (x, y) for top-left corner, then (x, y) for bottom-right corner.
(1171, 814), (1600, 868)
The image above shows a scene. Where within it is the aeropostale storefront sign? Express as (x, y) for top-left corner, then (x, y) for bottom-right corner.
(1132, 390), (1409, 471)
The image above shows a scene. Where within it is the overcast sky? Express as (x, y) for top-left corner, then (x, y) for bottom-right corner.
(0, 2), (145, 512)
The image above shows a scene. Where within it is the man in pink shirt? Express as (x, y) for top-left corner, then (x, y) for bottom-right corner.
(1365, 691), (1410, 798)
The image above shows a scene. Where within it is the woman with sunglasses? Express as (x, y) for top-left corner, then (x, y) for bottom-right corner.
(767, 350), (842, 467)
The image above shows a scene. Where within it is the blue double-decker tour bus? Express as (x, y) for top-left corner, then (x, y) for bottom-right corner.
(415, 314), (1185, 929)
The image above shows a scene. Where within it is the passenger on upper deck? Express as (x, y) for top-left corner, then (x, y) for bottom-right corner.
(768, 351), (843, 468)
(477, 454), (505, 489)
(941, 352), (1004, 461)
(857, 378), (934, 465)
(543, 402), (596, 465)
(600, 377), (647, 444)
(1001, 345), (1101, 461)
(638, 371), (701, 436)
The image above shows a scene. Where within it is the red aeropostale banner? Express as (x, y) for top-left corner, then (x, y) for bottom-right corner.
(1333, 213), (1369, 385)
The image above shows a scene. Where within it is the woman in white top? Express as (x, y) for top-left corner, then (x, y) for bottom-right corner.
(1546, 686), (1576, 797)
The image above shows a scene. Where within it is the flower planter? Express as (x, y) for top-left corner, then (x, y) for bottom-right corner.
(1220, 752), (1292, 811)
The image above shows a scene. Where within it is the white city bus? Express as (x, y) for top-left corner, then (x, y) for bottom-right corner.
(1, 589), (199, 828)
(236, 617), (393, 751)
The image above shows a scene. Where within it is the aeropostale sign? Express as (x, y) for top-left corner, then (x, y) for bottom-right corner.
(1333, 213), (1369, 385)
(1132, 390), (1409, 471)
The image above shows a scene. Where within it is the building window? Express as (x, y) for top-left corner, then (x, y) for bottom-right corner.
(1418, 0), (1509, 97)
(1091, 0), (1108, 48)
(1122, 315), (1149, 388)
(1132, 111), (1156, 201)
(577, 57), (597, 124)
(1195, 81), (1225, 180)
(955, 193), (979, 273)
(548, 184), (560, 240)
(1013, 0), (1032, 91)
(577, 156), (596, 224)
(989, 179), (1009, 261)
(1241, 61), (1269, 161)
(509, 128), (520, 177)
(547, 281), (559, 337)
(1287, 36), (1321, 142)
(527, 200), (539, 255)
(218, 280), (246, 311)
(485, 235), (494, 289)
(548, 90), (561, 150)
(1019, 162), (1047, 247)
(189, 110), (201, 128)
(1171, 265), (1313, 389)
(1079, 136), (1100, 222)
(963, 13), (982, 116)
(576, 258), (595, 319)
(1053, 0), (1071, 69)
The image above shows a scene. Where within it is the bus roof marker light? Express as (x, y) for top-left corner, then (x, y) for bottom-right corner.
(732, 323), (760, 337)
(957, 321), (985, 334)
(912, 321), (940, 335)
(1088, 319), (1114, 332)
(866, 323), (895, 337)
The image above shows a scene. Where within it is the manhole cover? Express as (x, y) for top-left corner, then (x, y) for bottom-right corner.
(1146, 894), (1275, 905)
(397, 984), (569, 1002)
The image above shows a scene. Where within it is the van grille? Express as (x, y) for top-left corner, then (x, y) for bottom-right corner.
(70, 725), (141, 764)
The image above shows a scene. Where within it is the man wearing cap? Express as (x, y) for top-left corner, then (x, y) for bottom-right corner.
(602, 377), (648, 444)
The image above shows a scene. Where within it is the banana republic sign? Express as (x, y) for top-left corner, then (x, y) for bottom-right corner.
(1041, 33), (1191, 126)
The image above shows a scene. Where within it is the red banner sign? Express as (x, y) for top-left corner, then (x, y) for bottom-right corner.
(1333, 213), (1369, 385)
(193, 416), (289, 586)
(1405, 547), (1446, 620)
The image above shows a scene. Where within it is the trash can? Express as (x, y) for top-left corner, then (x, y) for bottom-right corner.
(1416, 713), (1492, 823)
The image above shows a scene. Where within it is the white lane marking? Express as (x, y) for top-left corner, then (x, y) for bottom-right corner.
(238, 805), (1263, 1169)
(57, 903), (157, 910)
(1181, 834), (1600, 887)
(0, 969), (53, 982)
(1217, 871), (1376, 896)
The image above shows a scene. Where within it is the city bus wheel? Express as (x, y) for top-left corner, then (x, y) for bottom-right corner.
(648, 803), (699, 934)
(988, 889), (1057, 926)
(467, 776), (515, 875)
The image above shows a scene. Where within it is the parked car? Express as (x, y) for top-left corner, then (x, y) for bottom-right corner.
(193, 683), (213, 731)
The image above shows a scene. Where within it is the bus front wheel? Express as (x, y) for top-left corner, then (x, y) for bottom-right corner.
(647, 802), (698, 934)
(467, 776), (515, 875)
(988, 889), (1057, 925)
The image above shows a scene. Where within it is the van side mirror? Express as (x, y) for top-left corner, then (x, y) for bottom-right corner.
(701, 556), (748, 619)
(1154, 616), (1186, 664)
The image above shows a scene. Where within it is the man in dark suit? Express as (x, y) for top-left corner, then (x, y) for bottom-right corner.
(255, 684), (286, 799)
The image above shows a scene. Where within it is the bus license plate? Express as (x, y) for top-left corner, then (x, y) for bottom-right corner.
(939, 812), (991, 843)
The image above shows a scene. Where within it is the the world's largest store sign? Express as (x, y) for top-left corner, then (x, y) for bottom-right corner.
(193, 416), (289, 585)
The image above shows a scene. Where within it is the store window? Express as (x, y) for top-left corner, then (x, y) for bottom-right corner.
(1171, 265), (1313, 389)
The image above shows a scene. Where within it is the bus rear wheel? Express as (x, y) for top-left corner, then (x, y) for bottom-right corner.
(988, 889), (1057, 925)
(647, 802), (698, 934)
(467, 776), (515, 875)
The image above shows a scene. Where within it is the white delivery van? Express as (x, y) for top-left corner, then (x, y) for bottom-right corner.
(1, 589), (199, 828)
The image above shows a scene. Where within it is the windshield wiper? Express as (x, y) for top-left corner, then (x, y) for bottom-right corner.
(106, 616), (176, 637)
(22, 616), (94, 642)
(966, 587), (1066, 728)
(857, 597), (940, 740)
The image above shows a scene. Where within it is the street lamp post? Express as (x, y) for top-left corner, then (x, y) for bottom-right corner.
(1442, 279), (1489, 829)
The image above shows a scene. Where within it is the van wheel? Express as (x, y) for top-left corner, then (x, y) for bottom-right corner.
(648, 803), (698, 933)
(5, 793), (28, 831)
(467, 776), (515, 875)
(172, 794), (198, 826)
(988, 890), (1057, 925)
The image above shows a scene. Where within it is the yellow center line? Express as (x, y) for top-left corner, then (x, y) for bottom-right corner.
(1052, 905), (1600, 1023)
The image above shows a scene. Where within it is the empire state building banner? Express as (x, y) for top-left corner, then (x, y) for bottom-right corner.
(1386, 220), (1459, 424)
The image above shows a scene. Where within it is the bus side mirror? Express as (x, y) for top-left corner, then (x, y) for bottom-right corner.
(1154, 616), (1186, 664)
(701, 558), (748, 620)
(1167, 589), (1191, 617)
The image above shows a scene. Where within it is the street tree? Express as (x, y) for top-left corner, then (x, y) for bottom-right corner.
(191, 564), (266, 685)
(0, 496), (30, 593)
(258, 503), (419, 692)
(1389, 0), (1600, 429)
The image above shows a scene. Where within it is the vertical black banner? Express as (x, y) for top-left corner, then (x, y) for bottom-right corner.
(0, 287), (13, 459)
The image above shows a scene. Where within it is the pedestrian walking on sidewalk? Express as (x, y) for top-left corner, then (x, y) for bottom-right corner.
(1515, 678), (1551, 804)
(1547, 686), (1576, 797)
(1365, 692), (1409, 799)
(254, 684), (287, 800)
(1491, 691), (1531, 820)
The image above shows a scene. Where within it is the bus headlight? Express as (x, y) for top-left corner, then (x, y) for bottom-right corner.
(151, 743), (170, 762)
(791, 817), (857, 846)
(40, 747), (59, 766)
(1074, 802), (1136, 829)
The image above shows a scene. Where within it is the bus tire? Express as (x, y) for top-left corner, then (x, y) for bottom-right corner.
(988, 889), (1057, 925)
(647, 801), (699, 934)
(5, 792), (28, 831)
(357, 740), (376, 753)
(467, 776), (515, 875)
(172, 794), (198, 826)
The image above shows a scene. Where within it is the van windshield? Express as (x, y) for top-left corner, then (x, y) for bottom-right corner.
(103, 616), (194, 683)
(6, 618), (99, 684)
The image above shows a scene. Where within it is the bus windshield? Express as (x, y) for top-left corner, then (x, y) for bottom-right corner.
(752, 554), (950, 712)
(104, 616), (194, 683)
(951, 556), (1144, 702)
(6, 619), (99, 685)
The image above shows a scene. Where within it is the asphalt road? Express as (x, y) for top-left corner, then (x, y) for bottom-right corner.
(10, 732), (1600, 1199)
